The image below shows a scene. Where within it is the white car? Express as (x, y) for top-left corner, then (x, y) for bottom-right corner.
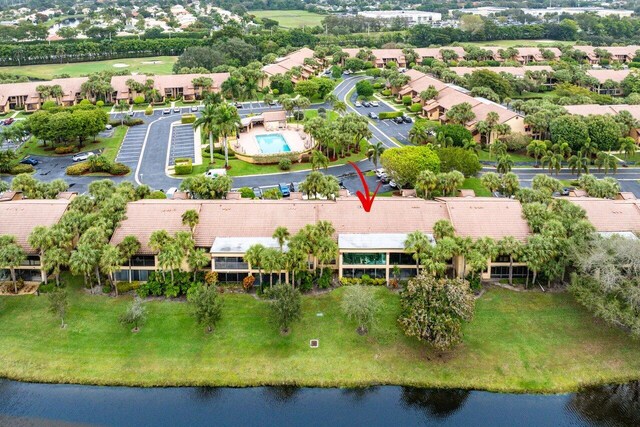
(389, 180), (398, 188)
(127, 111), (135, 117)
(190, 106), (199, 112)
(370, 101), (379, 107)
(204, 168), (227, 178)
(173, 107), (181, 113)
(165, 187), (178, 198)
(162, 108), (171, 115)
(374, 168), (385, 178)
(355, 101), (362, 107)
(72, 152), (95, 162)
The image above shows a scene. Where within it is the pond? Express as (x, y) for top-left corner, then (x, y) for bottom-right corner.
(0, 379), (638, 426)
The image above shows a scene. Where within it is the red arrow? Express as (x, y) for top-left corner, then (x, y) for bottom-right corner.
(349, 161), (381, 212)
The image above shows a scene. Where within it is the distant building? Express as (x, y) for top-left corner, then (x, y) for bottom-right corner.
(453, 7), (634, 18)
(357, 10), (442, 26)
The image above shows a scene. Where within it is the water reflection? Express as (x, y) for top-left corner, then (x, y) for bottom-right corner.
(401, 387), (471, 418)
(262, 385), (301, 404)
(341, 386), (380, 402)
(192, 386), (221, 402)
(568, 382), (640, 426)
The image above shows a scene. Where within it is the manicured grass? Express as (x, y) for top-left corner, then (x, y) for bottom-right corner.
(304, 109), (339, 121)
(19, 126), (128, 162)
(1, 279), (640, 392)
(465, 39), (574, 47)
(252, 10), (326, 28)
(461, 177), (491, 197)
(189, 143), (367, 178)
(477, 149), (534, 163)
(0, 56), (178, 80)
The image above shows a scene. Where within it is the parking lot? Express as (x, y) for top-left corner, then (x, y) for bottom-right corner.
(348, 91), (413, 144)
(168, 125), (195, 166)
(115, 124), (148, 169)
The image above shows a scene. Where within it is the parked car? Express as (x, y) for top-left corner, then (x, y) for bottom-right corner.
(362, 101), (371, 107)
(105, 124), (113, 130)
(190, 106), (199, 112)
(173, 107), (181, 113)
(355, 101), (362, 107)
(268, 99), (276, 106)
(343, 70), (351, 75)
(379, 173), (390, 183)
(370, 101), (379, 107)
(165, 187), (178, 199)
(127, 111), (135, 117)
(162, 108), (171, 115)
(389, 180), (398, 188)
(289, 182), (300, 193)
(204, 168), (227, 178)
(492, 191), (506, 198)
(72, 152), (95, 162)
(561, 187), (574, 196)
(394, 116), (405, 124)
(4, 118), (14, 125)
(367, 112), (378, 119)
(20, 157), (38, 166)
(374, 168), (386, 178)
(252, 187), (263, 199)
(403, 116), (413, 123)
(234, 102), (243, 109)
(278, 183), (290, 197)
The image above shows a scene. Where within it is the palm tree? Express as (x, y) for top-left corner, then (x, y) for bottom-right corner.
(540, 150), (563, 176)
(568, 150), (590, 177)
(595, 151), (618, 175)
(404, 231), (431, 273)
(42, 247), (69, 287)
(213, 103), (241, 169)
(193, 103), (219, 164)
(310, 150), (329, 171)
(316, 237), (338, 279)
(117, 235), (140, 283)
(496, 155), (513, 174)
(464, 139), (480, 154)
(366, 142), (385, 169)
(325, 94), (338, 107)
(415, 170), (438, 199)
(100, 245), (123, 296)
(408, 123), (429, 145)
(481, 172), (502, 193)
(262, 248), (283, 287)
(187, 248), (210, 282)
(333, 101), (347, 115)
(527, 140), (547, 167)
(181, 209), (200, 236)
(272, 226), (290, 252)
(69, 244), (98, 290)
(498, 236), (523, 286)
(619, 137), (636, 160)
(0, 236), (26, 294)
(28, 226), (53, 285)
(245, 244), (266, 290)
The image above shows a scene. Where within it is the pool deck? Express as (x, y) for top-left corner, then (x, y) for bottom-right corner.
(235, 124), (312, 155)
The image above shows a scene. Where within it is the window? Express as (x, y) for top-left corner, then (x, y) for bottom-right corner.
(130, 256), (155, 267)
(20, 255), (40, 266)
(490, 266), (529, 279)
(389, 253), (414, 266)
(398, 268), (417, 279)
(495, 255), (511, 263)
(342, 268), (386, 279)
(217, 272), (249, 284)
(214, 257), (248, 270)
(342, 252), (386, 265)
(115, 269), (150, 282)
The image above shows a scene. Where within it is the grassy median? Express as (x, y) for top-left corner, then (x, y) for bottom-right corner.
(0, 278), (639, 392)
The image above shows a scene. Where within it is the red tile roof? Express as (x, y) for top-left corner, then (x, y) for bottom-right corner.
(569, 199), (640, 232)
(0, 200), (70, 253)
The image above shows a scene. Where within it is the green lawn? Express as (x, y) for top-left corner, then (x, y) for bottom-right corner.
(188, 143), (367, 178)
(478, 149), (534, 163)
(252, 10), (326, 28)
(0, 56), (178, 80)
(1, 278), (640, 392)
(19, 126), (128, 162)
(304, 109), (339, 121)
(461, 177), (491, 197)
(465, 39), (574, 47)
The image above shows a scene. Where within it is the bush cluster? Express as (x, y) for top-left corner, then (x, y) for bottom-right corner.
(278, 158), (292, 171)
(66, 160), (130, 176)
(181, 114), (196, 124)
(381, 89), (391, 96)
(409, 103), (422, 113)
(54, 145), (76, 154)
(136, 271), (201, 298)
(378, 111), (403, 119)
(339, 276), (387, 286)
(144, 105), (153, 116)
(65, 162), (91, 175)
(239, 187), (255, 198)
(10, 164), (34, 174)
(116, 281), (141, 294)
(174, 158), (193, 175)
(402, 95), (412, 105)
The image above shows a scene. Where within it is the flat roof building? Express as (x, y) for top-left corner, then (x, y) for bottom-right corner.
(358, 10), (442, 25)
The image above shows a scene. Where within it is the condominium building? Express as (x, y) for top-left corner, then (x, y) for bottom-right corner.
(261, 47), (319, 87)
(358, 10), (442, 26)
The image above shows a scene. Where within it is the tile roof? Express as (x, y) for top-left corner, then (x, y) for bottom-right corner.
(0, 200), (70, 253)
(569, 199), (640, 232)
(468, 100), (520, 126)
(398, 70), (448, 96)
(436, 197), (531, 242)
(449, 65), (552, 78)
(563, 104), (640, 121)
(586, 69), (631, 83)
(428, 86), (481, 111)
(263, 48), (316, 76)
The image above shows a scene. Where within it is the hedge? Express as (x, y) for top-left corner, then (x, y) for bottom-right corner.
(381, 89), (392, 96)
(54, 145), (76, 154)
(339, 277), (387, 286)
(66, 160), (130, 176)
(409, 103), (422, 112)
(124, 118), (144, 126)
(378, 111), (404, 119)
(10, 164), (34, 174)
(66, 162), (91, 175)
(174, 158), (193, 175)
(109, 163), (130, 176)
(144, 105), (153, 116)
(181, 114), (196, 124)
(402, 95), (412, 105)
(116, 281), (141, 294)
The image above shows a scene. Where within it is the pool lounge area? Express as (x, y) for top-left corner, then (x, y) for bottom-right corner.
(255, 133), (292, 154)
(235, 110), (313, 156)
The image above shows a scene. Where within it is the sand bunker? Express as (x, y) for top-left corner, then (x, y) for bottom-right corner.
(141, 61), (163, 65)
(113, 63), (129, 68)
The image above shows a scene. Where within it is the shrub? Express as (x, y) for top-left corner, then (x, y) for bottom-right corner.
(205, 271), (218, 286)
(41, 100), (57, 110)
(293, 110), (304, 121)
(96, 100), (104, 107)
(174, 158), (193, 175)
(501, 133), (531, 152)
(55, 145), (76, 154)
(317, 107), (326, 114)
(242, 275), (255, 292)
(263, 188), (282, 199)
(147, 190), (167, 199)
(381, 89), (391, 96)
(356, 80), (374, 98)
(410, 103), (422, 112)
(278, 158), (292, 170)
(272, 88), (279, 96)
(10, 164), (34, 174)
(108, 162), (130, 176)
(116, 281), (140, 294)
(181, 114), (196, 124)
(373, 82), (383, 89)
(124, 118), (144, 126)
(402, 95), (412, 105)
(133, 96), (145, 105)
(144, 105), (153, 116)
(435, 124), (473, 147)
(436, 147), (482, 177)
(317, 269), (332, 289)
(239, 187), (255, 198)
(378, 111), (403, 119)
(66, 162), (91, 176)
(296, 271), (314, 293)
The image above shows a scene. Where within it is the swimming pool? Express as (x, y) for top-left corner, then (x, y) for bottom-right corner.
(255, 133), (291, 154)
